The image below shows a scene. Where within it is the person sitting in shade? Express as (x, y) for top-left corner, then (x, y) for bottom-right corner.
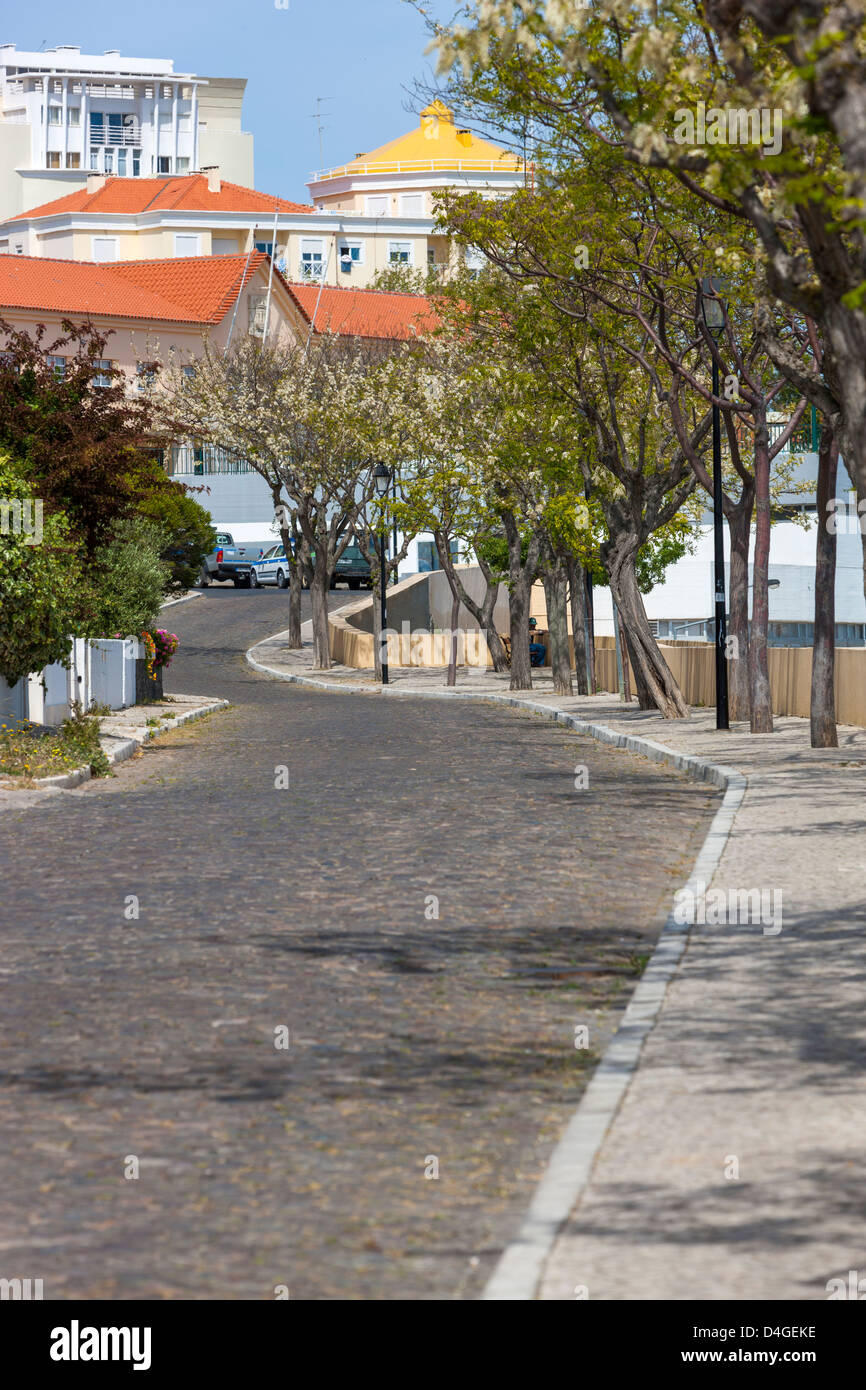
(528, 617), (547, 668)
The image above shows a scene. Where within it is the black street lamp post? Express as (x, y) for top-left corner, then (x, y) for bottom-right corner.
(373, 462), (392, 685)
(701, 277), (730, 731)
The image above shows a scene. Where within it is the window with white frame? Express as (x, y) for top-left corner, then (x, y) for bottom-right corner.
(248, 295), (267, 336)
(338, 239), (364, 273)
(365, 194), (388, 217)
(66, 152), (80, 169)
(157, 156), (171, 174)
(93, 359), (113, 388)
(67, 106), (80, 126)
(399, 193), (424, 216)
(47, 105), (62, 125)
(136, 361), (157, 392)
(174, 233), (200, 257)
(91, 237), (118, 262)
(47, 355), (66, 379)
(388, 241), (412, 265)
(176, 156), (190, 174)
(117, 148), (127, 176)
(300, 239), (325, 280)
(45, 152), (61, 168)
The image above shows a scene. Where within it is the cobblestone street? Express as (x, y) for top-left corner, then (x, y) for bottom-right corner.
(0, 590), (718, 1299)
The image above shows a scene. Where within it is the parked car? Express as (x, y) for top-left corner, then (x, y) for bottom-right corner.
(249, 544), (291, 589)
(199, 532), (259, 586)
(332, 541), (373, 590)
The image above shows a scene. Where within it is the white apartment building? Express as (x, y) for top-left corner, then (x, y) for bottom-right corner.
(0, 43), (252, 217)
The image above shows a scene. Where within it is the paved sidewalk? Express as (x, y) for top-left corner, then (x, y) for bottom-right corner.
(251, 630), (866, 1300)
(0, 693), (226, 805)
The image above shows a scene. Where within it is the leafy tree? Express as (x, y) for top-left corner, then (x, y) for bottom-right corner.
(136, 463), (216, 593)
(427, 256), (703, 713)
(159, 335), (399, 669)
(0, 320), (157, 556)
(0, 456), (84, 686)
(425, 0), (866, 610)
(369, 265), (448, 295)
(82, 517), (169, 639)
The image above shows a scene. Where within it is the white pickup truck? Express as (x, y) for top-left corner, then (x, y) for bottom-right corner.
(199, 530), (263, 586)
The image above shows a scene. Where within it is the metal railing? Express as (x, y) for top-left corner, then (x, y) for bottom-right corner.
(310, 156), (523, 180)
(162, 441), (253, 476)
(89, 127), (141, 147)
(733, 407), (819, 453)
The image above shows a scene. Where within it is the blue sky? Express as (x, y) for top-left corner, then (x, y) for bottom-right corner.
(14, 0), (454, 200)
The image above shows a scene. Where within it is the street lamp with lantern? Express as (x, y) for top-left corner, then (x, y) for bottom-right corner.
(373, 461), (392, 685)
(701, 275), (730, 730)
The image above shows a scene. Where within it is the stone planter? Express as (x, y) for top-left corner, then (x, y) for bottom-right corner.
(135, 657), (164, 704)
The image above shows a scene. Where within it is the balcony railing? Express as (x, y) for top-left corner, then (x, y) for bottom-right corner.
(768, 408), (819, 452)
(89, 127), (141, 147)
(161, 441), (253, 476)
(733, 407), (819, 454)
(310, 156), (523, 180)
(85, 84), (136, 100)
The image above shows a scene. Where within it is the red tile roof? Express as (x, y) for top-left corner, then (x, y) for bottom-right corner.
(0, 252), (269, 325)
(11, 175), (314, 222)
(286, 283), (438, 341)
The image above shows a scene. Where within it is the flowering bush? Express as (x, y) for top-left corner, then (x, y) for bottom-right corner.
(142, 628), (179, 678)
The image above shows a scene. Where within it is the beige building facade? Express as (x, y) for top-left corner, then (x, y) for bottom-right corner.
(0, 103), (524, 287)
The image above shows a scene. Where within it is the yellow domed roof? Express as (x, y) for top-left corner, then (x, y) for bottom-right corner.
(317, 104), (523, 179)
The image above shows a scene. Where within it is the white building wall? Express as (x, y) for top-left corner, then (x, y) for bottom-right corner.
(0, 45), (250, 217)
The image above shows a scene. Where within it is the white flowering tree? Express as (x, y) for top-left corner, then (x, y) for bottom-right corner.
(159, 334), (385, 668)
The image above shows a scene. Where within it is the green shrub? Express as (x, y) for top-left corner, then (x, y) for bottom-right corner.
(137, 469), (216, 592)
(84, 517), (170, 638)
(0, 455), (85, 686)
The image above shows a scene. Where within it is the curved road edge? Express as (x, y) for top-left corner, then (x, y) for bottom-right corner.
(245, 627), (747, 1301)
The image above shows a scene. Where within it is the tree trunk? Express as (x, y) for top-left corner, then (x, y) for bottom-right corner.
(447, 590), (459, 687)
(309, 552), (332, 670)
(273, 491), (302, 649)
(501, 511), (541, 692)
(434, 530), (509, 672)
(606, 543), (690, 718)
(749, 412), (774, 733)
(508, 572), (534, 691)
(542, 560), (573, 695)
(566, 555), (589, 695)
(617, 604), (632, 702)
(726, 495), (753, 722)
(811, 426), (839, 748)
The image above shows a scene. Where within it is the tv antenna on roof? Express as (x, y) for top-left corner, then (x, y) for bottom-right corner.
(308, 96), (333, 171)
